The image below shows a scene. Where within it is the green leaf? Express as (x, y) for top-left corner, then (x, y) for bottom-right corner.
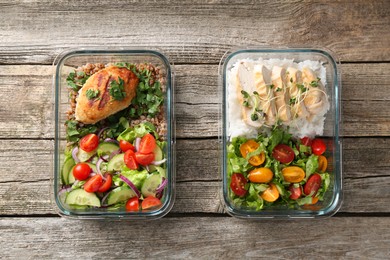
(86, 89), (99, 100)
(109, 77), (126, 101)
(305, 154), (319, 179)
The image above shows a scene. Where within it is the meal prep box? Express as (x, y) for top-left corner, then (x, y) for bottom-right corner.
(52, 48), (175, 219)
(219, 47), (342, 219)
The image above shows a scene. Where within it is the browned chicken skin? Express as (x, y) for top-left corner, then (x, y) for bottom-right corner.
(75, 66), (139, 124)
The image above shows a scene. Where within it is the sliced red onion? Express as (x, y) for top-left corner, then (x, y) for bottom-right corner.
(100, 155), (109, 162)
(108, 149), (122, 160)
(119, 174), (141, 198)
(135, 137), (141, 151)
(155, 177), (168, 194)
(156, 191), (163, 200)
(58, 186), (72, 196)
(72, 147), (80, 163)
(101, 191), (111, 206)
(145, 165), (150, 172)
(89, 172), (97, 177)
(104, 138), (119, 144)
(151, 158), (167, 166)
(96, 158), (104, 176)
(98, 127), (109, 139)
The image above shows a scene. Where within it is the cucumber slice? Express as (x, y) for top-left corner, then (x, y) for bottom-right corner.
(154, 166), (166, 179)
(141, 174), (163, 197)
(107, 153), (125, 172)
(106, 186), (136, 206)
(97, 142), (120, 157)
(78, 148), (96, 162)
(61, 157), (75, 185)
(68, 163), (97, 184)
(149, 145), (164, 172)
(65, 189), (101, 207)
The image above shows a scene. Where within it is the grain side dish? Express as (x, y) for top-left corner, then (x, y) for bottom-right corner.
(226, 58), (331, 210)
(59, 62), (169, 212)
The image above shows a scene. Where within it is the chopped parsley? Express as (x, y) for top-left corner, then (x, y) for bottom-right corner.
(289, 97), (297, 105)
(276, 87), (282, 92)
(297, 83), (307, 93)
(86, 89), (99, 100)
(310, 80), (319, 87)
(109, 77), (126, 101)
(66, 72), (90, 91)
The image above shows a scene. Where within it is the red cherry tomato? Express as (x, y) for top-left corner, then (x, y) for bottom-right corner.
(84, 174), (103, 193)
(139, 133), (156, 154)
(98, 174), (112, 192)
(288, 184), (302, 200)
(72, 163), (91, 181)
(124, 150), (138, 170)
(126, 197), (140, 212)
(119, 140), (135, 152)
(311, 138), (326, 155)
(230, 173), (248, 197)
(300, 136), (312, 146)
(141, 196), (162, 210)
(135, 152), (155, 166)
(79, 134), (99, 152)
(272, 144), (295, 164)
(304, 173), (322, 197)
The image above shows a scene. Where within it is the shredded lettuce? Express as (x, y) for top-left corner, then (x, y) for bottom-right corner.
(113, 168), (148, 189)
(117, 122), (157, 142)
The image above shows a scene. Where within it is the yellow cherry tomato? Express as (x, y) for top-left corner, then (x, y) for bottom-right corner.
(318, 155), (328, 172)
(261, 183), (280, 202)
(248, 167), (274, 183)
(281, 166), (305, 183)
(239, 140), (265, 166)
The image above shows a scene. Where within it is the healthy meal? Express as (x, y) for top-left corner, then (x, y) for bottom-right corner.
(59, 62), (168, 212)
(226, 58), (331, 210)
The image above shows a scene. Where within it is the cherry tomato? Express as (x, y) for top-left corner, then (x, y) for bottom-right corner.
(239, 140), (265, 166)
(300, 136), (312, 146)
(72, 163), (92, 181)
(288, 184), (302, 200)
(282, 166), (305, 183)
(141, 196), (162, 210)
(139, 133), (156, 154)
(311, 138), (326, 155)
(318, 155), (328, 172)
(119, 140), (135, 152)
(79, 134), (99, 152)
(230, 173), (247, 197)
(272, 144), (294, 164)
(124, 150), (138, 170)
(84, 174), (103, 193)
(135, 152), (155, 166)
(248, 167), (273, 183)
(261, 183), (280, 202)
(126, 197), (140, 212)
(304, 173), (322, 197)
(98, 174), (112, 192)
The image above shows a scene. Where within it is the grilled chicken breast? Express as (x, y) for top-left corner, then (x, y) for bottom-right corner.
(75, 66), (139, 124)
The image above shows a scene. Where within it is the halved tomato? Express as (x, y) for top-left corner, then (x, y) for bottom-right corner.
(135, 152), (155, 166)
(119, 140), (135, 152)
(80, 133), (99, 152)
(98, 174), (112, 192)
(139, 133), (156, 154)
(240, 140), (265, 166)
(304, 173), (322, 197)
(141, 196), (162, 210)
(124, 150), (138, 170)
(84, 174), (103, 193)
(272, 144), (294, 164)
(288, 184), (302, 200)
(230, 173), (247, 197)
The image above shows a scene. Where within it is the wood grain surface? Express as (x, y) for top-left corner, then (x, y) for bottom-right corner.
(0, 0), (389, 259)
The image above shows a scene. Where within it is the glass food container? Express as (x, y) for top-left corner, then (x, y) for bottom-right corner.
(220, 47), (342, 219)
(52, 47), (175, 219)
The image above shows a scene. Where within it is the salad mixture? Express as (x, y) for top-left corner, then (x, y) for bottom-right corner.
(228, 126), (330, 210)
(59, 62), (168, 212)
(226, 59), (331, 210)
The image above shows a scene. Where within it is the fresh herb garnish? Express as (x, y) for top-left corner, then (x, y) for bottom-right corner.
(109, 77), (126, 101)
(310, 80), (319, 87)
(66, 71), (90, 91)
(241, 90), (250, 98)
(297, 83), (307, 93)
(86, 89), (99, 100)
(289, 97), (297, 105)
(276, 87), (282, 92)
(290, 77), (293, 83)
(251, 113), (259, 121)
(269, 84), (274, 89)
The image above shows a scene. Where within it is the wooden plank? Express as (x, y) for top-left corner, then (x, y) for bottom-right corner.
(0, 63), (389, 139)
(0, 1), (389, 64)
(1, 137), (390, 215)
(1, 217), (390, 259)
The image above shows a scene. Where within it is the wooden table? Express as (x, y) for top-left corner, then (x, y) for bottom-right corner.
(0, 1), (389, 258)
